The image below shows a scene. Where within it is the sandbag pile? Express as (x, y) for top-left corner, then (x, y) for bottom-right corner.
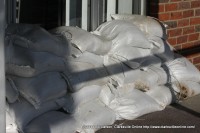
(93, 14), (200, 101)
(5, 24), (71, 132)
(5, 14), (200, 133)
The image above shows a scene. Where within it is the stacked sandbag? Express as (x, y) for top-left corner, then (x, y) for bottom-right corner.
(24, 85), (115, 133)
(50, 26), (111, 93)
(99, 83), (164, 120)
(104, 54), (142, 86)
(107, 15), (200, 99)
(63, 85), (116, 133)
(5, 24), (71, 132)
(5, 14), (200, 133)
(145, 85), (174, 108)
(134, 66), (168, 91)
(50, 26), (112, 56)
(7, 72), (68, 109)
(110, 14), (175, 62)
(5, 24), (69, 57)
(6, 96), (70, 132)
(110, 14), (168, 39)
(23, 111), (79, 133)
(148, 36), (174, 62)
(93, 20), (152, 50)
(89, 18), (175, 124)
(164, 54), (200, 100)
(74, 99), (116, 133)
(92, 18), (166, 88)
(5, 35), (66, 78)
(63, 52), (109, 92)
(64, 85), (102, 112)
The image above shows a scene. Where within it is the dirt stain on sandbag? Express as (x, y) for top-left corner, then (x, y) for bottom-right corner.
(134, 80), (150, 92)
(179, 85), (195, 100)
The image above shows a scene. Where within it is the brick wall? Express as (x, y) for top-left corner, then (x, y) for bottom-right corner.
(148, 0), (200, 70)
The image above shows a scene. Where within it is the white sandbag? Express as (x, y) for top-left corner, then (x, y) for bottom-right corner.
(104, 55), (125, 86)
(6, 109), (18, 133)
(111, 14), (167, 40)
(99, 84), (116, 106)
(69, 44), (83, 58)
(104, 55), (142, 86)
(51, 32), (82, 58)
(103, 85), (163, 120)
(63, 58), (108, 92)
(6, 24), (68, 57)
(6, 96), (70, 131)
(148, 36), (174, 62)
(74, 51), (109, 78)
(6, 78), (19, 103)
(181, 81), (200, 98)
(165, 55), (200, 83)
(50, 26), (112, 55)
(24, 111), (79, 133)
(7, 72), (68, 109)
(145, 86), (173, 108)
(64, 85), (102, 113)
(111, 45), (151, 67)
(134, 66), (168, 91)
(109, 44), (161, 69)
(74, 51), (104, 67)
(94, 20), (152, 49)
(51, 29), (82, 58)
(5, 43), (66, 77)
(74, 99), (116, 133)
(172, 81), (200, 100)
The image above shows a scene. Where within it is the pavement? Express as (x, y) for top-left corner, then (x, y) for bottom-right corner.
(97, 94), (200, 133)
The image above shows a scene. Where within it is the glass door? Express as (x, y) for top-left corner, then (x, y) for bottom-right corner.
(65, 0), (146, 31)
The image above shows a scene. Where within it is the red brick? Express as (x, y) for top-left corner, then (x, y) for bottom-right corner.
(194, 40), (200, 47)
(183, 26), (195, 35)
(159, 0), (169, 3)
(178, 19), (189, 27)
(177, 35), (188, 44)
(165, 3), (178, 11)
(168, 28), (182, 37)
(195, 9), (200, 16)
(182, 42), (194, 49)
(193, 56), (200, 64)
(188, 33), (199, 41)
(195, 25), (200, 32)
(173, 45), (182, 50)
(170, 12), (182, 20)
(167, 37), (177, 45)
(178, 2), (190, 10)
(191, 1), (200, 8)
(190, 17), (200, 25)
(158, 13), (170, 21)
(159, 4), (165, 12)
(170, 0), (181, 2)
(183, 10), (194, 18)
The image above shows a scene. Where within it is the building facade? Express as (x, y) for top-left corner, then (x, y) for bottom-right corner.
(149, 0), (200, 70)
